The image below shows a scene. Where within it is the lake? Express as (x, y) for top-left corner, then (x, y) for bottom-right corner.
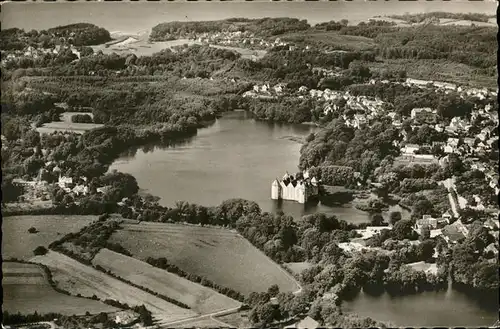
(110, 111), (378, 222)
(343, 287), (499, 327)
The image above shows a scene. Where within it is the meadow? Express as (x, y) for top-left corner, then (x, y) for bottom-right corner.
(92, 248), (242, 315)
(284, 262), (313, 276)
(2, 215), (97, 260)
(35, 121), (104, 135)
(108, 222), (301, 296)
(30, 251), (197, 323)
(3, 261), (117, 316)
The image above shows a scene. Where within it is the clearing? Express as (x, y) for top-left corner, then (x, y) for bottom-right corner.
(92, 248), (241, 314)
(2, 215), (97, 260)
(108, 222), (301, 296)
(284, 262), (313, 276)
(36, 121), (104, 135)
(30, 251), (197, 323)
(3, 261), (117, 316)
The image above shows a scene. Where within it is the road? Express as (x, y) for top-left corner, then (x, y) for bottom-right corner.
(152, 306), (241, 328)
(440, 178), (460, 217)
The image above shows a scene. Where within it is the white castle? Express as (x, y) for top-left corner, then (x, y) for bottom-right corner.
(271, 171), (319, 204)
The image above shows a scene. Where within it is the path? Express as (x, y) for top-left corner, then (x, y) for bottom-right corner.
(440, 178), (460, 217)
(153, 306), (241, 328)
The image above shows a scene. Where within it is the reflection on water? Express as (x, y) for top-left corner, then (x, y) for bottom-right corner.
(342, 287), (499, 327)
(110, 111), (371, 222)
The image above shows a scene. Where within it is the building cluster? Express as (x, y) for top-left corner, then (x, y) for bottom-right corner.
(1, 44), (82, 66)
(192, 31), (289, 51)
(271, 171), (319, 204)
(243, 83), (287, 98)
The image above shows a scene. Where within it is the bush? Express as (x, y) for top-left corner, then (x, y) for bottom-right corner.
(28, 226), (38, 234)
(33, 246), (48, 256)
(71, 114), (93, 123)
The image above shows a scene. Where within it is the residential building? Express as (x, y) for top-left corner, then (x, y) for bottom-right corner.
(285, 316), (320, 329)
(411, 107), (437, 124)
(114, 310), (140, 326)
(415, 215), (439, 230)
(401, 144), (420, 155)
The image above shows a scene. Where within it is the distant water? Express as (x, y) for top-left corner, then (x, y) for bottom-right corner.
(343, 288), (499, 327)
(2, 1), (496, 32)
(110, 112), (367, 222)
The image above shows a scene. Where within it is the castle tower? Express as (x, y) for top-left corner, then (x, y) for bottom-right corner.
(271, 179), (281, 200)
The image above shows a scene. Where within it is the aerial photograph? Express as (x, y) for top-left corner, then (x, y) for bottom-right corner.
(1, 1), (499, 328)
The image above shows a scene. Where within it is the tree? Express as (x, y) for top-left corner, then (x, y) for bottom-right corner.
(33, 246), (48, 256)
(389, 211), (402, 225)
(412, 198), (434, 219)
(28, 227), (38, 234)
(267, 284), (280, 298)
(370, 213), (385, 226)
(416, 239), (435, 261)
(392, 220), (416, 240)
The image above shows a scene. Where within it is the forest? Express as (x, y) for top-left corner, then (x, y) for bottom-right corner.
(149, 17), (311, 41)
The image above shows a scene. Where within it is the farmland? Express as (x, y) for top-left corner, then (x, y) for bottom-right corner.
(108, 222), (301, 296)
(30, 251), (197, 323)
(2, 215), (97, 260)
(92, 248), (241, 314)
(3, 261), (117, 316)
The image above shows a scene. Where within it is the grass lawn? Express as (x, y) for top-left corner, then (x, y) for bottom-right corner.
(92, 248), (241, 315)
(36, 121), (104, 135)
(108, 222), (301, 296)
(31, 251), (196, 323)
(2, 215), (97, 260)
(3, 261), (118, 316)
(284, 262), (313, 276)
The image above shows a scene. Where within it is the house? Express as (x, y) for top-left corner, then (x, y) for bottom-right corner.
(72, 185), (89, 196)
(441, 210), (453, 222)
(96, 185), (112, 194)
(484, 243), (498, 256)
(401, 144), (420, 155)
(430, 229), (443, 238)
(433, 81), (457, 90)
(58, 175), (73, 189)
(484, 218), (500, 230)
(338, 242), (366, 254)
(285, 316), (319, 329)
(411, 107), (437, 124)
(353, 114), (367, 128)
(355, 226), (392, 240)
(114, 310), (140, 326)
(415, 215), (439, 230)
(412, 154), (437, 164)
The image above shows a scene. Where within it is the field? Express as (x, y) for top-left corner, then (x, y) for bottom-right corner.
(368, 58), (496, 89)
(108, 222), (301, 296)
(3, 261), (117, 316)
(35, 122), (104, 135)
(284, 262), (313, 276)
(2, 215), (97, 260)
(92, 248), (241, 314)
(30, 251), (196, 323)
